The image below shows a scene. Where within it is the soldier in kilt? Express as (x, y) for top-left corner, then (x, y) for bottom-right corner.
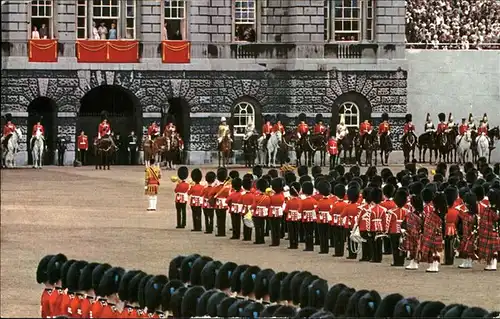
(457, 192), (478, 269)
(403, 195), (423, 270)
(477, 189), (500, 271)
(420, 191), (446, 273)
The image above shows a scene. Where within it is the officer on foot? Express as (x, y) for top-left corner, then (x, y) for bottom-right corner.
(128, 130), (138, 165)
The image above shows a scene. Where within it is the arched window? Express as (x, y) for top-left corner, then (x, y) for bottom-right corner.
(339, 101), (360, 128)
(232, 101), (255, 137)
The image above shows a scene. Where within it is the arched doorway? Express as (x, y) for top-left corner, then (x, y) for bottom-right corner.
(77, 85), (142, 165)
(161, 98), (191, 148)
(27, 97), (57, 165)
(331, 92), (372, 132)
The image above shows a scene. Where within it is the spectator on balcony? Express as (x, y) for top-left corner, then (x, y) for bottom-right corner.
(92, 21), (100, 40)
(98, 22), (108, 40)
(31, 26), (40, 39)
(109, 23), (117, 40)
(39, 24), (48, 39)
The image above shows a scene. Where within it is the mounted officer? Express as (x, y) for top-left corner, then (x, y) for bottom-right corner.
(30, 116), (45, 150)
(97, 111), (117, 150)
(336, 114), (349, 141)
(378, 112), (392, 150)
(403, 113), (416, 140)
(147, 121), (160, 141)
(163, 114), (177, 137)
(447, 112), (456, 130)
(468, 113), (477, 131)
(1, 113), (17, 148)
(296, 113), (309, 141)
(243, 118), (256, 149)
(273, 114), (285, 134)
(424, 113), (435, 133)
(217, 117), (232, 148)
(127, 130), (138, 165)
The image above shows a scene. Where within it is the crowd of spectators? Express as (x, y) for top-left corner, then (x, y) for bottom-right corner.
(406, 0), (500, 49)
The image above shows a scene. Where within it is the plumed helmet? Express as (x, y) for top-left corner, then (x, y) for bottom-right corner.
(405, 114), (412, 123)
(181, 286), (206, 317)
(100, 111), (109, 121)
(483, 113), (488, 121)
(339, 114), (346, 125)
(256, 178), (269, 193)
(36, 254), (54, 284)
(302, 181), (314, 196)
(98, 267), (126, 297)
(66, 260), (88, 292)
(315, 114), (323, 123)
(231, 177), (242, 191)
(438, 113), (446, 122)
(317, 180), (331, 197)
(5, 113), (12, 122)
(394, 189), (408, 208)
(191, 169), (202, 183)
(426, 113), (431, 122)
(205, 171), (216, 184)
(217, 167), (228, 182)
(298, 113), (306, 122)
(177, 166), (189, 180)
(271, 178), (284, 193)
(47, 253), (68, 285)
(381, 112), (389, 122)
(252, 165), (263, 178)
(444, 186), (458, 207)
(448, 112), (453, 121)
(468, 113), (473, 121)
(145, 275), (169, 311)
(221, 117), (226, 122)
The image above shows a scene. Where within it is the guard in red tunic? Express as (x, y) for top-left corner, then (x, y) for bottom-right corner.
(66, 260), (88, 318)
(330, 184), (347, 257)
(59, 260), (77, 317)
(327, 136), (338, 169)
(47, 254), (68, 317)
(359, 119), (373, 148)
(381, 184), (396, 255)
(477, 120), (489, 144)
(227, 177), (243, 239)
(144, 275), (168, 318)
(403, 195), (424, 270)
(147, 121), (160, 140)
(284, 181), (301, 249)
(1, 113), (16, 148)
(316, 181), (333, 254)
(30, 116), (45, 150)
(262, 115), (273, 138)
(477, 189), (500, 271)
(403, 113), (416, 139)
(273, 114), (285, 134)
(436, 113), (448, 135)
(444, 187), (459, 265)
(269, 178), (285, 246)
(313, 114), (328, 136)
(241, 177), (255, 242)
(213, 167), (230, 237)
(188, 168), (204, 232)
(89, 263), (112, 319)
(37, 254), (55, 319)
(296, 113), (309, 140)
(174, 166), (190, 229)
(97, 267), (126, 318)
(457, 192), (478, 269)
(97, 111), (117, 149)
(340, 186), (361, 259)
(77, 262), (99, 319)
(77, 130), (89, 165)
(420, 190), (446, 273)
(300, 181), (317, 252)
(459, 118), (469, 136)
(384, 189), (408, 267)
(202, 171), (216, 234)
(368, 188), (387, 263)
(163, 114), (177, 136)
(378, 112), (392, 150)
(252, 178), (271, 245)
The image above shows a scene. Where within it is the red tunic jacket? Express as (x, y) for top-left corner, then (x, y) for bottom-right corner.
(359, 122), (372, 136)
(378, 122), (390, 135)
(300, 197), (318, 223)
(369, 204), (387, 232)
(3, 122), (16, 136)
(331, 200), (348, 226)
(478, 126), (488, 135)
(241, 191), (255, 216)
(79, 297), (93, 319)
(340, 203), (359, 229)
(77, 135), (89, 150)
(269, 193), (286, 218)
(316, 197), (334, 224)
(202, 186), (215, 209)
(403, 123), (415, 134)
(48, 288), (64, 317)
(188, 184), (204, 207)
(32, 124), (45, 135)
(98, 122), (111, 137)
(327, 139), (338, 155)
(285, 197), (302, 221)
(437, 122), (448, 134)
(297, 123), (309, 135)
(148, 125), (160, 136)
(459, 124), (469, 135)
(99, 302), (119, 318)
(313, 123), (327, 134)
(174, 181), (190, 204)
(41, 288), (53, 318)
(226, 190), (243, 214)
(384, 207), (406, 234)
(252, 193), (271, 217)
(445, 208), (459, 236)
(262, 123), (273, 135)
(212, 183), (231, 209)
(273, 123), (285, 134)
(357, 203), (371, 231)
(69, 294), (84, 318)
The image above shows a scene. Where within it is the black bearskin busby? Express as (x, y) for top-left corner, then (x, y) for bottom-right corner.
(274, 305), (297, 317)
(381, 112), (389, 122)
(392, 297), (420, 317)
(241, 266), (261, 296)
(268, 168), (279, 179)
(405, 114), (412, 123)
(227, 299), (253, 317)
(181, 286), (206, 317)
(180, 254), (200, 284)
(317, 180), (331, 197)
(302, 181), (314, 196)
(344, 289), (369, 317)
(394, 188), (408, 208)
(290, 271), (312, 306)
(252, 165), (263, 178)
(333, 288), (355, 317)
(118, 270), (142, 303)
(279, 270), (299, 303)
(438, 112), (446, 122)
(231, 177), (242, 191)
(145, 275), (169, 311)
(411, 195), (424, 213)
(256, 178), (269, 193)
(36, 254), (54, 284)
(268, 271), (287, 303)
(177, 166), (189, 181)
(215, 261), (238, 291)
(205, 171), (216, 184)
(98, 267), (126, 297)
(217, 167), (228, 183)
(297, 165), (308, 177)
(298, 113), (307, 123)
(170, 286), (188, 317)
(66, 260), (88, 293)
(358, 290), (382, 317)
(373, 293), (403, 318)
(160, 279), (184, 311)
(347, 186), (360, 203)
(444, 186), (458, 207)
(168, 255), (185, 280)
(241, 301), (265, 318)
(230, 264), (249, 294)
(196, 289), (218, 316)
(271, 178), (284, 193)
(421, 187), (435, 203)
(472, 184), (485, 201)
(200, 260), (222, 290)
(260, 304), (280, 317)
(47, 253), (68, 285)
(284, 171), (296, 185)
(229, 170), (240, 179)
(254, 268), (275, 300)
(190, 256), (213, 286)
(216, 296), (237, 317)
(307, 278), (328, 309)
(191, 169), (202, 184)
(60, 260), (77, 289)
(372, 187), (383, 204)
(295, 307), (318, 318)
(100, 110), (109, 121)
(315, 113), (323, 124)
(382, 184), (395, 199)
(5, 113), (12, 122)
(78, 262), (99, 292)
(323, 283), (347, 312)
(420, 301), (446, 318)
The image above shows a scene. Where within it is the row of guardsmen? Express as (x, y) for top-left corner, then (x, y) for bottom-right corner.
(166, 160), (500, 272)
(37, 252), (499, 318)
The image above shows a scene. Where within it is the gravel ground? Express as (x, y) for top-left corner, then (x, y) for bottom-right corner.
(1, 165), (498, 317)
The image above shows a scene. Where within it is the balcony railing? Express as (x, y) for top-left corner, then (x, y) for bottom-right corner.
(2, 40), (389, 61)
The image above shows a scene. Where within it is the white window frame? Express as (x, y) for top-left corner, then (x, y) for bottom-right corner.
(161, 0), (187, 41)
(30, 0), (54, 39)
(76, 0), (87, 40)
(339, 102), (360, 128)
(125, 0), (136, 39)
(92, 0), (121, 39)
(324, 0), (374, 42)
(233, 0), (257, 42)
(233, 101), (256, 137)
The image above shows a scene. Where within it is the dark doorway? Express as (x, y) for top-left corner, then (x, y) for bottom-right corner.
(331, 92), (372, 131)
(77, 85), (142, 165)
(27, 97), (57, 165)
(161, 98), (191, 149)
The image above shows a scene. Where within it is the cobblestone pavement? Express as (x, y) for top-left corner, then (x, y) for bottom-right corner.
(1, 165), (498, 317)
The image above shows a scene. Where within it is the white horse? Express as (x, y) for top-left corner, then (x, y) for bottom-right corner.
(476, 134), (490, 159)
(266, 131), (282, 167)
(1, 128), (22, 168)
(456, 130), (472, 164)
(31, 130), (45, 169)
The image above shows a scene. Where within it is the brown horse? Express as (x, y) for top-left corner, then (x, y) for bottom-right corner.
(309, 134), (328, 166)
(94, 136), (115, 170)
(218, 134), (231, 167)
(143, 136), (168, 167)
(165, 133), (181, 170)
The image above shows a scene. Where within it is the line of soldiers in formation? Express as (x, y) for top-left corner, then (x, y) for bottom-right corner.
(36, 252), (499, 319)
(158, 159), (500, 273)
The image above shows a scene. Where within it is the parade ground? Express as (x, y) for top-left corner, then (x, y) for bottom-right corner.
(1, 165), (499, 317)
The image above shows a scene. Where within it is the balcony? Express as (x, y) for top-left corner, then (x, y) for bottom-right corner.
(28, 39), (58, 62)
(75, 40), (139, 63)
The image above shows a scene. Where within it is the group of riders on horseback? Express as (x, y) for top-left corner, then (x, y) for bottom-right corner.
(143, 114), (184, 169)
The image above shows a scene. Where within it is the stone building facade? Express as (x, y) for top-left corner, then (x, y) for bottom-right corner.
(1, 0), (407, 165)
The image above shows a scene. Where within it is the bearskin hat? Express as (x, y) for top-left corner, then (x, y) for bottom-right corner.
(421, 187), (435, 203)
(241, 301), (265, 318)
(433, 192), (448, 215)
(231, 177), (242, 191)
(357, 290), (383, 317)
(218, 296), (238, 317)
(217, 167), (228, 182)
(227, 299), (253, 317)
(297, 165), (308, 177)
(170, 286), (188, 317)
(284, 171), (296, 185)
(405, 114), (412, 123)
(268, 271), (287, 303)
(333, 288), (355, 317)
(168, 255), (185, 280)
(98, 267), (125, 297)
(260, 304), (281, 317)
(444, 186), (458, 207)
(36, 254), (54, 284)
(213, 261), (237, 291)
(290, 271), (312, 306)
(256, 178), (268, 193)
(316, 180), (330, 197)
(240, 266), (261, 296)
(411, 195), (424, 212)
(382, 112), (389, 122)
(166, 113), (176, 124)
(118, 270), (143, 303)
(323, 284), (347, 312)
(344, 289), (369, 317)
(312, 165), (322, 177)
(252, 165), (263, 178)
(242, 178), (253, 191)
(421, 301), (446, 318)
(207, 292), (227, 317)
(438, 113), (446, 122)
(196, 289), (218, 316)
(5, 113), (12, 122)
(271, 178), (284, 193)
(200, 260), (222, 290)
(301, 181), (314, 196)
(276, 113), (284, 123)
(273, 305), (297, 317)
(465, 169), (477, 185)
(299, 275), (319, 308)
(190, 169), (202, 183)
(66, 260), (88, 293)
(47, 253), (68, 285)
(287, 181), (299, 197)
(253, 269), (275, 300)
(279, 271), (299, 302)
(439, 303), (462, 317)
(393, 297), (420, 318)
(380, 168), (392, 181)
(333, 183), (345, 199)
(181, 286), (206, 317)
(442, 304), (468, 318)
(230, 264), (249, 293)
(145, 275), (169, 311)
(382, 184), (395, 199)
(307, 278), (328, 309)
(394, 189), (408, 208)
(100, 110), (109, 121)
(299, 175), (312, 185)
(315, 113), (323, 124)
(472, 184), (485, 201)
(205, 171), (216, 184)
(177, 166), (188, 180)
(78, 262), (99, 292)
(180, 254), (200, 284)
(372, 293), (403, 318)
(190, 256), (213, 286)
(227, 170), (239, 180)
(160, 279), (184, 311)
(298, 113), (307, 122)
(488, 188), (500, 209)
(347, 187), (360, 203)
(264, 114), (271, 123)
(262, 174), (272, 185)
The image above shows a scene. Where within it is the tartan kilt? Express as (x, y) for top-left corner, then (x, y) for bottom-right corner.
(402, 233), (419, 255)
(145, 184), (159, 195)
(476, 233), (500, 260)
(420, 232), (443, 261)
(458, 234), (476, 258)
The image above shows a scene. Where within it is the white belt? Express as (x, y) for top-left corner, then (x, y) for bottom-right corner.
(303, 210), (316, 218)
(216, 198), (227, 206)
(319, 211), (332, 222)
(333, 214), (340, 224)
(288, 210), (301, 219)
(256, 206), (268, 216)
(176, 193), (188, 202)
(79, 142), (86, 144)
(232, 203), (243, 213)
(191, 196), (203, 205)
(271, 206), (283, 216)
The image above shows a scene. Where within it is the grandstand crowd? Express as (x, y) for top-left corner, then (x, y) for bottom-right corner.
(406, 0), (500, 49)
